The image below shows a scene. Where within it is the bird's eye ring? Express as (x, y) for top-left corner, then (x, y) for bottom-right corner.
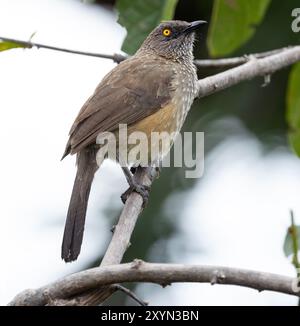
(162, 28), (172, 37)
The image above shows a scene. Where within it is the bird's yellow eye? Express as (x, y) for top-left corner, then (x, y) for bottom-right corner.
(162, 28), (172, 37)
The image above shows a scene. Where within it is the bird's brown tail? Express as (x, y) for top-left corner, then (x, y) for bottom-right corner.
(61, 147), (98, 262)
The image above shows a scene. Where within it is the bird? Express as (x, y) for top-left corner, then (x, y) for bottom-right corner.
(61, 20), (207, 262)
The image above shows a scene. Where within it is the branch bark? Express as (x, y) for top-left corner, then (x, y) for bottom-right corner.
(197, 46), (300, 98)
(8, 260), (300, 306)
(0, 36), (127, 63)
(194, 47), (291, 68)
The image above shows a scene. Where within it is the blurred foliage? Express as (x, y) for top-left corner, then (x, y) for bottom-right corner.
(207, 0), (271, 57)
(287, 63), (300, 156)
(284, 225), (300, 258)
(116, 0), (178, 54)
(284, 211), (300, 292)
(0, 41), (24, 51)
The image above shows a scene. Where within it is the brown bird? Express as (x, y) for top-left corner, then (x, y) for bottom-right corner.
(61, 20), (207, 262)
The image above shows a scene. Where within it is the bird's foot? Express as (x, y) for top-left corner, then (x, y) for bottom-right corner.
(130, 167), (137, 174)
(121, 182), (151, 208)
(155, 166), (161, 179)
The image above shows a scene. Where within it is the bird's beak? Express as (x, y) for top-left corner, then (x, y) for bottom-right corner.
(184, 20), (207, 34)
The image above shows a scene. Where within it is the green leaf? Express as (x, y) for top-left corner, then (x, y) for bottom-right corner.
(208, 0), (271, 57)
(161, 0), (178, 19)
(284, 225), (300, 257)
(287, 63), (300, 156)
(0, 41), (25, 52)
(288, 131), (300, 157)
(116, 0), (178, 55)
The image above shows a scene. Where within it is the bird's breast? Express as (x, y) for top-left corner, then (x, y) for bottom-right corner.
(171, 63), (198, 130)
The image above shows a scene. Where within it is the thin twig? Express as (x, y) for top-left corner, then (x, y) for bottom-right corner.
(114, 284), (148, 306)
(8, 260), (299, 306)
(0, 36), (127, 63)
(194, 47), (291, 68)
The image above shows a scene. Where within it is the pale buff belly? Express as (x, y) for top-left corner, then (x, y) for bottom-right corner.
(112, 103), (181, 165)
(128, 102), (179, 136)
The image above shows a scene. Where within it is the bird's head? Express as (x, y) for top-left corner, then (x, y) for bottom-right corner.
(138, 20), (207, 61)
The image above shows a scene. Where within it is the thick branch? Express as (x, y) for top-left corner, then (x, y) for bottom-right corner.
(8, 260), (299, 306)
(101, 168), (154, 266)
(197, 46), (300, 98)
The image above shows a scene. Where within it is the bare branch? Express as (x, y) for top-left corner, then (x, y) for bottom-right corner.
(0, 36), (127, 63)
(194, 47), (291, 68)
(101, 168), (155, 266)
(113, 284), (148, 306)
(8, 260), (299, 306)
(197, 46), (300, 98)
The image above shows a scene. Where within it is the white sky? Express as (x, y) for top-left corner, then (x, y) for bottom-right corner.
(0, 0), (299, 306)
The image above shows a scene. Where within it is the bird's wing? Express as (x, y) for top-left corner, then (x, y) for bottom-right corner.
(63, 56), (175, 157)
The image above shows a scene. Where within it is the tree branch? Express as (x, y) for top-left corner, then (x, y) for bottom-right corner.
(196, 46), (300, 98)
(113, 284), (149, 306)
(0, 36), (127, 63)
(194, 47), (291, 68)
(8, 260), (300, 306)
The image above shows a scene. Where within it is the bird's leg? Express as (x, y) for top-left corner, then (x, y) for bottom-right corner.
(154, 161), (163, 179)
(121, 166), (151, 207)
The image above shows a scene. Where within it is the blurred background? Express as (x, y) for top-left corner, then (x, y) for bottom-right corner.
(0, 0), (300, 306)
